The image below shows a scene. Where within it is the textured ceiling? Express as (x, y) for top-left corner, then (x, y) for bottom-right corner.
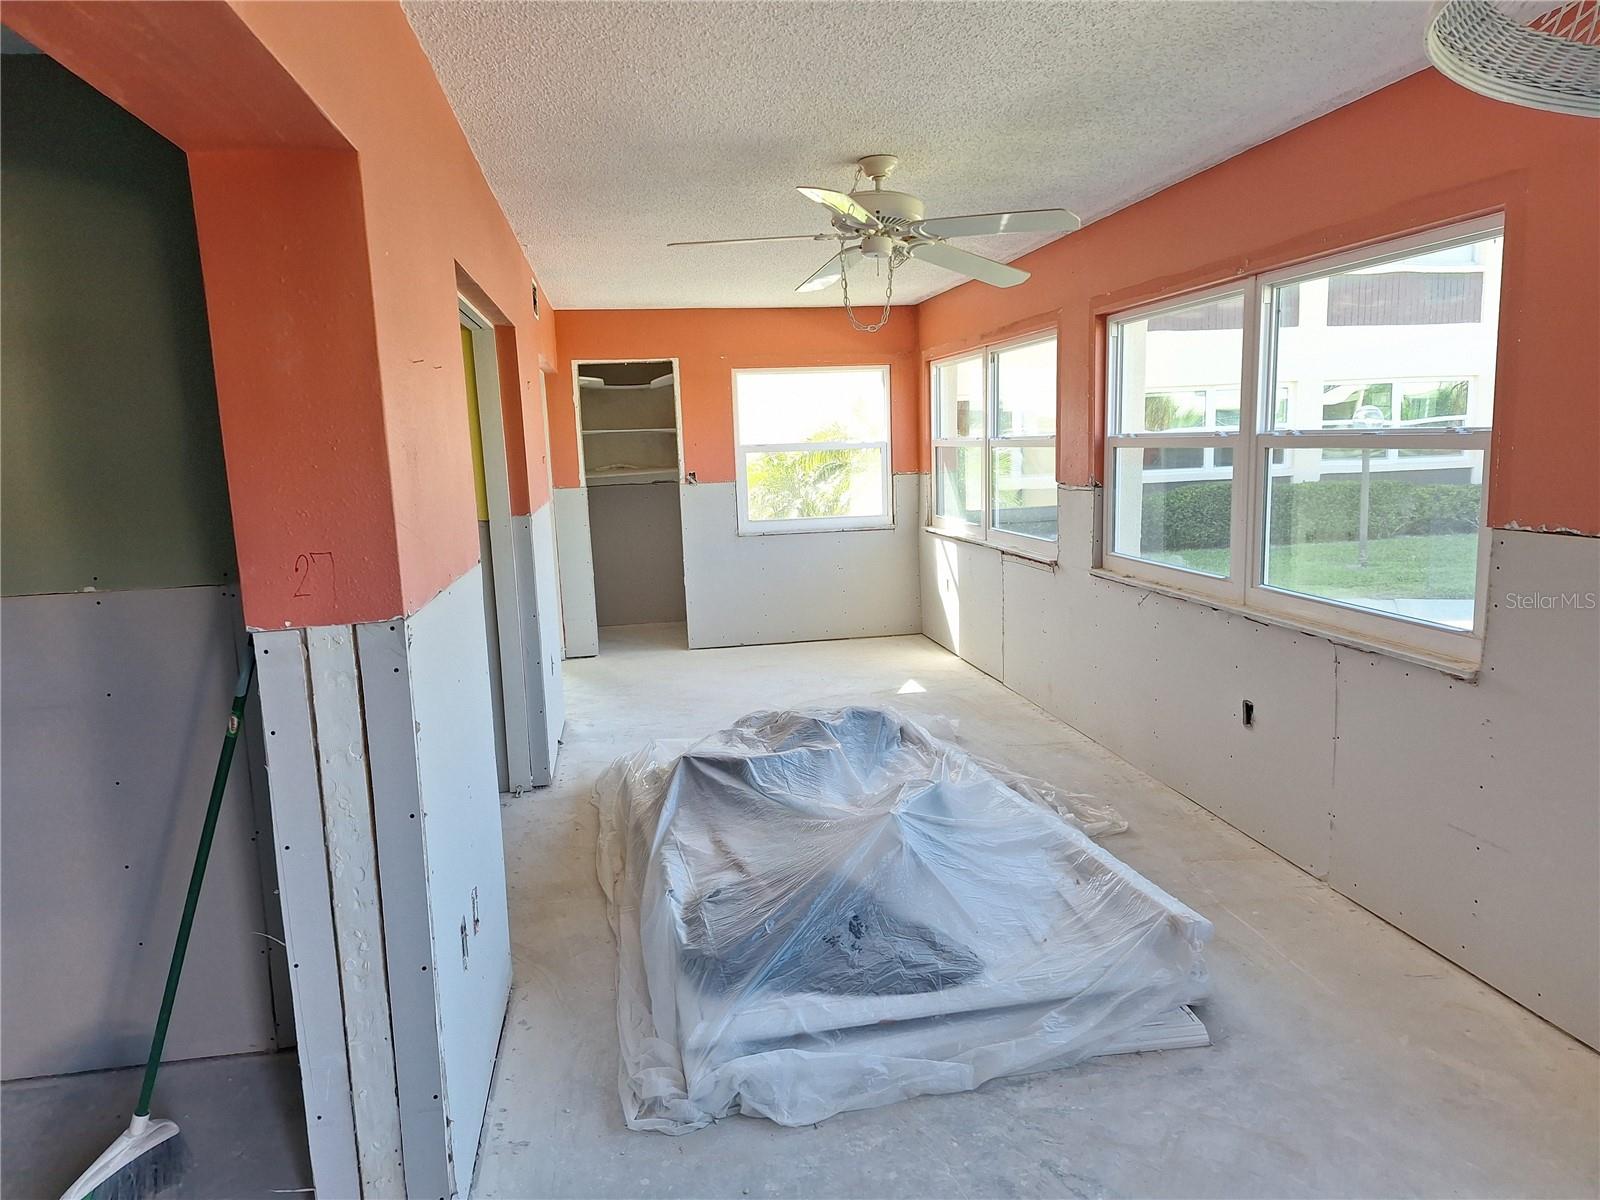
(404, 1), (1431, 310)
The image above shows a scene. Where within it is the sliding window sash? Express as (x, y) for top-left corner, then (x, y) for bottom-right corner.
(735, 438), (892, 534)
(1103, 280), (1258, 602)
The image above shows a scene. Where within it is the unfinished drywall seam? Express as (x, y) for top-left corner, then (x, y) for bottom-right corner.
(513, 506), (566, 781)
(306, 628), (405, 1196)
(353, 620), (453, 1200)
(254, 631), (363, 1196)
(1329, 646), (1342, 878)
(232, 617), (295, 1049)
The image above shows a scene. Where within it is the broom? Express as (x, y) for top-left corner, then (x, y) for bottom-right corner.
(60, 651), (257, 1200)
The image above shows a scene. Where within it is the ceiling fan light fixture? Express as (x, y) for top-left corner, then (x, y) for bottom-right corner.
(669, 153), (1079, 329)
(860, 234), (897, 259)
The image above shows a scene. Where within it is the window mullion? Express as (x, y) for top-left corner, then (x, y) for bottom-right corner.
(981, 350), (994, 536)
(1236, 275), (1265, 599)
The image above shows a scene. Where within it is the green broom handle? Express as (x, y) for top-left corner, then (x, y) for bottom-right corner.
(134, 650), (257, 1119)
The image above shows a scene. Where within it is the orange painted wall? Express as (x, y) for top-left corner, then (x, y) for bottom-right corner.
(550, 308), (921, 489)
(916, 70), (1600, 536)
(7, 0), (558, 627)
(232, 3), (559, 578)
(188, 149), (404, 621)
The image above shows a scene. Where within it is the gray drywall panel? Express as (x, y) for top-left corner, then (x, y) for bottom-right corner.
(997, 488), (1338, 876)
(352, 620), (447, 1198)
(0, 586), (275, 1079)
(479, 522), (513, 792)
(304, 629), (405, 1195)
(0, 56), (234, 598)
(514, 507), (566, 784)
(234, 622), (294, 1051)
(925, 484), (1599, 1044)
(552, 487), (599, 658)
(254, 630), (363, 1197)
(921, 529), (1004, 679)
(682, 475), (921, 649)
(1326, 529), (1600, 1046)
(358, 565), (512, 1199)
(588, 480), (686, 627)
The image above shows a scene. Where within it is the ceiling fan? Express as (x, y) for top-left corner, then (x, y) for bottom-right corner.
(668, 154), (1080, 330)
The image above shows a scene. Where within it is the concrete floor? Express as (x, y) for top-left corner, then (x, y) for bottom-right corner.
(476, 622), (1598, 1200)
(2, 1050), (311, 1197)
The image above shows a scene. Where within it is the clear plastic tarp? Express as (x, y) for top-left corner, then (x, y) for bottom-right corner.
(594, 706), (1212, 1133)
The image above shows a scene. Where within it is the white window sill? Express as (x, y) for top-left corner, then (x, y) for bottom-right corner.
(1088, 567), (1481, 681)
(924, 526), (1059, 567)
(738, 521), (896, 538)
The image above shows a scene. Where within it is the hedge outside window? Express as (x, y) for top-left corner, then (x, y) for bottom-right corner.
(733, 366), (892, 534)
(931, 333), (1058, 553)
(1104, 216), (1502, 665)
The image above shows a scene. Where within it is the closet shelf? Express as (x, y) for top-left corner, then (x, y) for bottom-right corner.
(587, 468), (678, 486)
(576, 376), (675, 391)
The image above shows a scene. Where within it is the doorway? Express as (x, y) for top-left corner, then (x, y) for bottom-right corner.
(575, 360), (687, 642)
(458, 302), (527, 790)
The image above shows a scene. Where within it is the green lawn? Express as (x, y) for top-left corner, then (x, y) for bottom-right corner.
(1148, 533), (1479, 599)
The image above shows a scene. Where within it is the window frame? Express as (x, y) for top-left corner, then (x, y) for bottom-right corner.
(732, 364), (893, 536)
(930, 330), (1060, 557)
(1101, 215), (1503, 666)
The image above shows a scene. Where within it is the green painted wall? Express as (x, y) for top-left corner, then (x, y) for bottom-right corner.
(2, 55), (235, 597)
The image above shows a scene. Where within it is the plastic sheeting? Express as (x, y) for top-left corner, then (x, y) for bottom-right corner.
(595, 706), (1212, 1133)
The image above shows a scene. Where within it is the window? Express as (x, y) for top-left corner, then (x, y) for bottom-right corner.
(1104, 217), (1503, 664)
(733, 366), (892, 533)
(931, 333), (1058, 552)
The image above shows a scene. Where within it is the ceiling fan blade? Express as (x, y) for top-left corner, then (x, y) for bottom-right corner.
(909, 208), (1081, 240)
(668, 233), (833, 247)
(909, 241), (1030, 288)
(795, 247), (862, 293)
(796, 186), (880, 232)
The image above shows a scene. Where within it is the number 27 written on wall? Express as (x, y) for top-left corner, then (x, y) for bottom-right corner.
(292, 551), (336, 600)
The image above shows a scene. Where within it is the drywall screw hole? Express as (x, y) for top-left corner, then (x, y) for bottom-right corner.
(393, 667), (400, 673)
(293, 963), (299, 969)
(409, 813), (416, 819)
(421, 965), (428, 971)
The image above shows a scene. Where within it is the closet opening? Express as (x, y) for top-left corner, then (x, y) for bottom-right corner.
(576, 360), (687, 646)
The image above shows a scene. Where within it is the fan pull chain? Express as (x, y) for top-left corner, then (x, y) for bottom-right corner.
(839, 245), (906, 333)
